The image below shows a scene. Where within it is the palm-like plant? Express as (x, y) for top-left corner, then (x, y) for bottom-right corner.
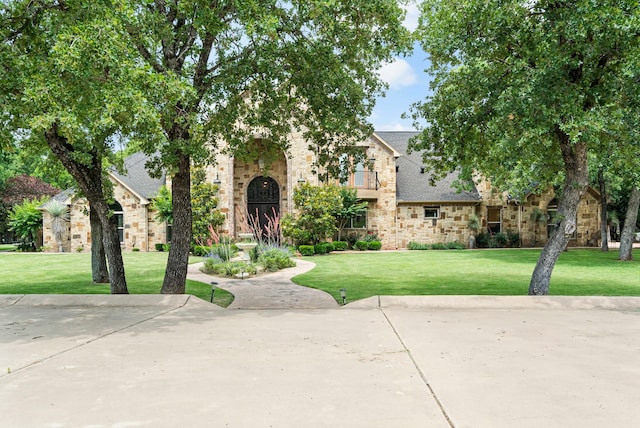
(44, 199), (70, 252)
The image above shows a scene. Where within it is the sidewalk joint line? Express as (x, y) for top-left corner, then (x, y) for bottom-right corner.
(380, 308), (455, 428)
(3, 304), (185, 378)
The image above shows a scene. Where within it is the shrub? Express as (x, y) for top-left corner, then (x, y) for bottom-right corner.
(445, 241), (465, 250)
(506, 229), (521, 248)
(162, 243), (171, 252)
(314, 243), (328, 254)
(408, 241), (431, 250)
(494, 232), (508, 248)
(210, 241), (235, 261)
(354, 240), (368, 251)
(475, 232), (490, 248)
(332, 241), (348, 251)
(202, 258), (256, 277)
(431, 243), (446, 250)
(299, 245), (315, 256)
(191, 244), (209, 256)
(259, 247), (295, 272)
(367, 241), (382, 250)
(132, 248), (140, 252)
(155, 243), (165, 251)
(345, 233), (360, 248)
(364, 232), (379, 242)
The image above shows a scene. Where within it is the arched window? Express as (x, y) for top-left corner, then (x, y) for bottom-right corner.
(110, 201), (124, 244)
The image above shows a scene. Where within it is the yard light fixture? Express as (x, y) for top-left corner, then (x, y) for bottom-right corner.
(210, 281), (218, 303)
(213, 173), (221, 185)
(339, 288), (347, 305)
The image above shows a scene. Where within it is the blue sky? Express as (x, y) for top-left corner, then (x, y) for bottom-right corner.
(368, 2), (430, 131)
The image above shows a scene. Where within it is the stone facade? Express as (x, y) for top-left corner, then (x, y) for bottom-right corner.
(44, 131), (601, 252)
(42, 179), (169, 253)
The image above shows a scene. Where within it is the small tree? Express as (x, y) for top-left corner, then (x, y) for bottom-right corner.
(334, 188), (368, 241)
(8, 198), (45, 251)
(43, 199), (69, 252)
(282, 183), (343, 245)
(151, 171), (225, 245)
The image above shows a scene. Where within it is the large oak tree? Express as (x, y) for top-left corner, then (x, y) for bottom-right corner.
(117, 0), (411, 293)
(410, 0), (639, 294)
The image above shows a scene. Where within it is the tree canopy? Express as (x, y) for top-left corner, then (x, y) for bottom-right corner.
(411, 0), (640, 294)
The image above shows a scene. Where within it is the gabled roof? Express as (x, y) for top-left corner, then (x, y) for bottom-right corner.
(375, 131), (481, 203)
(109, 152), (165, 203)
(47, 153), (165, 207)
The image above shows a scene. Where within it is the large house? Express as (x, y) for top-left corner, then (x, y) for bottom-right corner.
(42, 131), (601, 252)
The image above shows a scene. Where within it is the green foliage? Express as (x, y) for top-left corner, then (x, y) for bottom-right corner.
(411, 0), (640, 192)
(408, 241), (430, 250)
(282, 183), (343, 245)
(506, 230), (521, 248)
(203, 260), (257, 277)
(8, 198), (45, 250)
(367, 241), (382, 251)
(191, 168), (225, 243)
(191, 244), (209, 257)
(332, 241), (348, 251)
(446, 242), (466, 250)
(354, 241), (369, 251)
(151, 186), (173, 224)
(314, 243), (328, 255)
(494, 233), (508, 248)
(408, 241), (465, 250)
(468, 214), (481, 234)
(162, 244), (171, 252)
(258, 247), (295, 272)
(335, 187), (368, 240)
(298, 245), (316, 256)
(155, 243), (165, 252)
(475, 233), (490, 249)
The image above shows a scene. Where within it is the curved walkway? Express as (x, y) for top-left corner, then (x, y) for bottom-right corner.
(187, 259), (339, 309)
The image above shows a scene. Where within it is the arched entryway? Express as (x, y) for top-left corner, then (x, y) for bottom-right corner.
(247, 176), (280, 236)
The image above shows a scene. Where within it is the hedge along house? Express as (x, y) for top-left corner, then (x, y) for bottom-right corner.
(41, 152), (169, 252)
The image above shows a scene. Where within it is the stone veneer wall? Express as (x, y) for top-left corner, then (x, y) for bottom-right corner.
(356, 135), (398, 249)
(41, 211), (72, 253)
(43, 180), (167, 252)
(395, 203), (478, 248)
(475, 180), (601, 247)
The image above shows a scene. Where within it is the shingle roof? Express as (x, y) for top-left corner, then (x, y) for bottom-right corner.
(375, 131), (480, 203)
(109, 152), (165, 200)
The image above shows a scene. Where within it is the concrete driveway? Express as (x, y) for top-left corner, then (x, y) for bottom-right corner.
(1, 295), (639, 427)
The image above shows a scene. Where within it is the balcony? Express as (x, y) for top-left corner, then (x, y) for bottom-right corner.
(340, 170), (379, 200)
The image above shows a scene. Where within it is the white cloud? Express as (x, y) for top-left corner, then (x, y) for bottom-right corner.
(402, 1), (420, 32)
(379, 59), (418, 90)
(375, 122), (416, 132)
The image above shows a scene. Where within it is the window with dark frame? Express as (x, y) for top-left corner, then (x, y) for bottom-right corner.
(424, 206), (440, 219)
(109, 201), (124, 244)
(487, 207), (502, 234)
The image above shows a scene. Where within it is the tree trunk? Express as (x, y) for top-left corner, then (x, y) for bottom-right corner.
(45, 123), (128, 293)
(598, 168), (608, 251)
(161, 152), (192, 294)
(619, 186), (639, 261)
(528, 138), (589, 295)
(90, 206), (110, 283)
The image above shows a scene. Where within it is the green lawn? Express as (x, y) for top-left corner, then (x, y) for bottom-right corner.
(0, 252), (233, 307)
(292, 249), (640, 302)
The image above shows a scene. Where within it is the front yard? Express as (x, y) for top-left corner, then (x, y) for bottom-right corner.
(0, 252), (233, 307)
(292, 249), (640, 303)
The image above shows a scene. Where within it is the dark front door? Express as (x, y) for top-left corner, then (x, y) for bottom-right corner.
(247, 176), (280, 238)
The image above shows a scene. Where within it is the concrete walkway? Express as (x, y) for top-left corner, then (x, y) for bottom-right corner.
(187, 259), (339, 309)
(2, 295), (640, 427)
